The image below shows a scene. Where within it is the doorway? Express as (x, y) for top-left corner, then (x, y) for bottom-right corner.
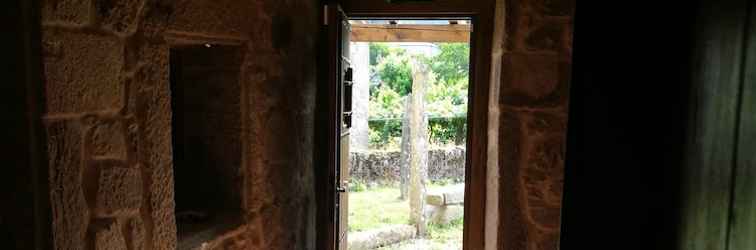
(345, 19), (471, 250)
(318, 2), (494, 250)
(169, 45), (244, 249)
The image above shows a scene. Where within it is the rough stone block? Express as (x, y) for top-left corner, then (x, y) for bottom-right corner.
(500, 53), (571, 108)
(168, 0), (255, 37)
(139, 1), (178, 40)
(347, 225), (416, 250)
(426, 204), (464, 225)
(41, 0), (93, 25)
(133, 60), (177, 250)
(45, 119), (90, 250)
(532, 0), (575, 16)
(444, 190), (464, 205)
(125, 118), (140, 164)
(42, 30), (124, 114)
(522, 132), (565, 230)
(126, 217), (146, 250)
(525, 19), (573, 53)
(95, 166), (143, 217)
(89, 119), (128, 159)
(92, 219), (127, 250)
(426, 193), (445, 206)
(43, 40), (63, 58)
(95, 0), (145, 35)
(524, 111), (568, 136)
(425, 184), (464, 206)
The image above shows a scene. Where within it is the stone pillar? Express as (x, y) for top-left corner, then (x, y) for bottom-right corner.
(399, 99), (429, 200)
(408, 58), (429, 236)
(399, 99), (410, 200)
(350, 42), (370, 150)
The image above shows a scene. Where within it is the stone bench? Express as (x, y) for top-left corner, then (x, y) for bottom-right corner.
(425, 184), (465, 225)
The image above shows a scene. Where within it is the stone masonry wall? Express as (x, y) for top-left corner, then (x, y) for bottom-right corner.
(497, 0), (575, 250)
(349, 147), (466, 186)
(39, 0), (319, 249)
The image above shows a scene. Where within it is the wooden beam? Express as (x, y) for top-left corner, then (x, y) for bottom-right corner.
(350, 24), (470, 43)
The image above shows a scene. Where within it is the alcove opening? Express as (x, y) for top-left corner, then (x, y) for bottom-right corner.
(169, 45), (244, 249)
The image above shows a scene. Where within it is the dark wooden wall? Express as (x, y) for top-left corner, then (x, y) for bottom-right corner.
(561, 0), (755, 250)
(1, 0), (50, 249)
(679, 1), (754, 250)
(730, 3), (756, 249)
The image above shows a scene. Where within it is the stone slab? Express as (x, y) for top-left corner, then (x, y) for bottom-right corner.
(425, 184), (465, 206)
(348, 224), (416, 250)
(426, 205), (464, 225)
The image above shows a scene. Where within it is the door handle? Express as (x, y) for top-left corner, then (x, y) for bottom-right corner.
(336, 181), (349, 193)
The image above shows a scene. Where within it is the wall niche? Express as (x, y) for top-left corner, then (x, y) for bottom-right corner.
(169, 45), (244, 249)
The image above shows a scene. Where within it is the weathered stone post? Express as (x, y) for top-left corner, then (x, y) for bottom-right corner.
(399, 98), (429, 200)
(408, 57), (429, 235)
(400, 99), (410, 200)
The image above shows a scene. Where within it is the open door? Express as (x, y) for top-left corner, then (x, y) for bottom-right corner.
(325, 4), (352, 250)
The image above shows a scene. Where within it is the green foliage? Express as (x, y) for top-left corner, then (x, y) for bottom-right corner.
(427, 116), (467, 146)
(369, 85), (404, 119)
(430, 43), (470, 86)
(375, 51), (414, 96)
(368, 118), (402, 150)
(349, 179), (367, 192)
(368, 117), (467, 149)
(370, 43), (391, 66)
(426, 77), (468, 117)
(368, 42), (470, 149)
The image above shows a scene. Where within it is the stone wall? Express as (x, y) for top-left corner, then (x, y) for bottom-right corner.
(39, 0), (319, 249)
(349, 147), (466, 185)
(496, 0), (575, 249)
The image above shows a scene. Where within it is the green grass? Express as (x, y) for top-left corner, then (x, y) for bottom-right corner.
(349, 185), (464, 249)
(427, 218), (464, 246)
(348, 187), (410, 232)
(374, 218), (464, 250)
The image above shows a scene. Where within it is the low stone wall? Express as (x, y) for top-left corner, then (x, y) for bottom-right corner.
(349, 146), (466, 186)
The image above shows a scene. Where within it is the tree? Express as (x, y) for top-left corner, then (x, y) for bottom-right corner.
(375, 48), (413, 97)
(430, 43), (469, 86)
(368, 42), (471, 148)
(369, 43), (390, 66)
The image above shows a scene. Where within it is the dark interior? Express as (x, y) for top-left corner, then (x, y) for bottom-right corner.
(169, 45), (244, 247)
(3, 0), (756, 249)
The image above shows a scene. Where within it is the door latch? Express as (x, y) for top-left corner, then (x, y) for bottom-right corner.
(336, 181), (349, 193)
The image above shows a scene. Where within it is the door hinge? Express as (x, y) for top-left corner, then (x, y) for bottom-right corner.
(323, 5), (329, 26)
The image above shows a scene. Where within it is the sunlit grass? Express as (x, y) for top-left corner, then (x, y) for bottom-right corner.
(348, 187), (410, 232)
(427, 218), (464, 246)
(374, 217), (463, 250)
(349, 185), (464, 249)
